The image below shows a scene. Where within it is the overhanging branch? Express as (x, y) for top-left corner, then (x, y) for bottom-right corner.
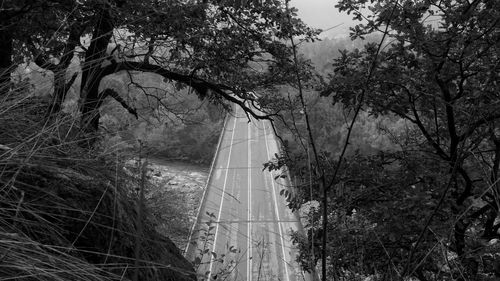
(99, 61), (273, 120)
(102, 88), (138, 119)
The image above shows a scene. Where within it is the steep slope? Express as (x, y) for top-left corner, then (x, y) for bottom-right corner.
(0, 93), (196, 281)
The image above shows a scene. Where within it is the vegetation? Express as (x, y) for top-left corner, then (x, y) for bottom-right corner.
(0, 0), (316, 280)
(3, 0), (499, 280)
(0, 93), (196, 280)
(99, 81), (226, 164)
(0, 0), (317, 129)
(265, 0), (500, 280)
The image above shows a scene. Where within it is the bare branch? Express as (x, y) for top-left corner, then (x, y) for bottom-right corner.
(102, 88), (138, 119)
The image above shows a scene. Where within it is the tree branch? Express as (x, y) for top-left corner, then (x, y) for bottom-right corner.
(65, 72), (78, 90)
(436, 76), (459, 161)
(99, 61), (273, 120)
(459, 112), (500, 141)
(102, 88), (138, 119)
(407, 90), (450, 161)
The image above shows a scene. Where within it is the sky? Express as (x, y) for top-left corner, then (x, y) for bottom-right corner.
(289, 0), (356, 38)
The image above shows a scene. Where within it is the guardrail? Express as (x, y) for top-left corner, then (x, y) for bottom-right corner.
(268, 125), (321, 281)
(184, 112), (229, 260)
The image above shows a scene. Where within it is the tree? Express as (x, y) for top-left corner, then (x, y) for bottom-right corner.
(320, 0), (500, 279)
(2, 0), (318, 134)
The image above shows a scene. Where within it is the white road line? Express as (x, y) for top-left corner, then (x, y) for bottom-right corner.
(208, 112), (238, 280)
(185, 115), (228, 256)
(247, 121), (253, 281)
(263, 121), (291, 281)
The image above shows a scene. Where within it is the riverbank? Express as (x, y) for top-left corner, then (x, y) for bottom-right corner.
(147, 158), (209, 249)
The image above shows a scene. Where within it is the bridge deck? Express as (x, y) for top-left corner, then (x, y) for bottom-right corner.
(185, 105), (309, 281)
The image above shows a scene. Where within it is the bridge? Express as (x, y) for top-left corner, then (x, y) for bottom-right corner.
(185, 105), (310, 281)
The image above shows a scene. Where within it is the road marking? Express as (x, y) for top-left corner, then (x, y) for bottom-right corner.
(208, 112), (238, 280)
(247, 120), (253, 281)
(185, 114), (228, 257)
(207, 219), (299, 223)
(263, 121), (291, 281)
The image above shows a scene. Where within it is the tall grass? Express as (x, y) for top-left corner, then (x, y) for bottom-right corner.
(0, 87), (195, 281)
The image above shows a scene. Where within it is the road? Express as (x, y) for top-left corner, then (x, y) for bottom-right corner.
(185, 105), (308, 281)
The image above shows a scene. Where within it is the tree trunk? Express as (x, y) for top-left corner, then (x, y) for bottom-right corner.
(80, 5), (114, 134)
(47, 72), (78, 115)
(81, 79), (105, 134)
(45, 23), (82, 116)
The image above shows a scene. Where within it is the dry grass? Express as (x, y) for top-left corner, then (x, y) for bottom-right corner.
(0, 90), (196, 281)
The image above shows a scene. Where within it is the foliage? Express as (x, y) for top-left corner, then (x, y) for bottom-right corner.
(267, 88), (399, 184)
(307, 0), (500, 279)
(1, 0), (320, 133)
(0, 1), (325, 280)
(98, 73), (225, 163)
(259, 0), (500, 280)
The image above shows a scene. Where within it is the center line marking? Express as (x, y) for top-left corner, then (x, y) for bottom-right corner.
(208, 109), (238, 280)
(247, 119), (253, 281)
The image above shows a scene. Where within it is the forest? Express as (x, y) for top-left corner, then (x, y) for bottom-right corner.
(1, 0), (499, 281)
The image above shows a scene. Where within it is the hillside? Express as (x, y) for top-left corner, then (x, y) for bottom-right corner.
(0, 93), (197, 281)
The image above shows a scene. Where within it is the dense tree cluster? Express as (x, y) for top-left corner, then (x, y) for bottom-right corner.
(275, 0), (500, 280)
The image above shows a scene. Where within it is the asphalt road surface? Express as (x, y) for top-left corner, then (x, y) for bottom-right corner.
(186, 105), (309, 281)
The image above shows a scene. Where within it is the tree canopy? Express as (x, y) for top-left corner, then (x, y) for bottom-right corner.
(314, 0), (500, 279)
(0, 0), (318, 133)
(258, 0), (500, 280)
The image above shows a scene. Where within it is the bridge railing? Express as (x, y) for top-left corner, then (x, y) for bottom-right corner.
(184, 111), (229, 261)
